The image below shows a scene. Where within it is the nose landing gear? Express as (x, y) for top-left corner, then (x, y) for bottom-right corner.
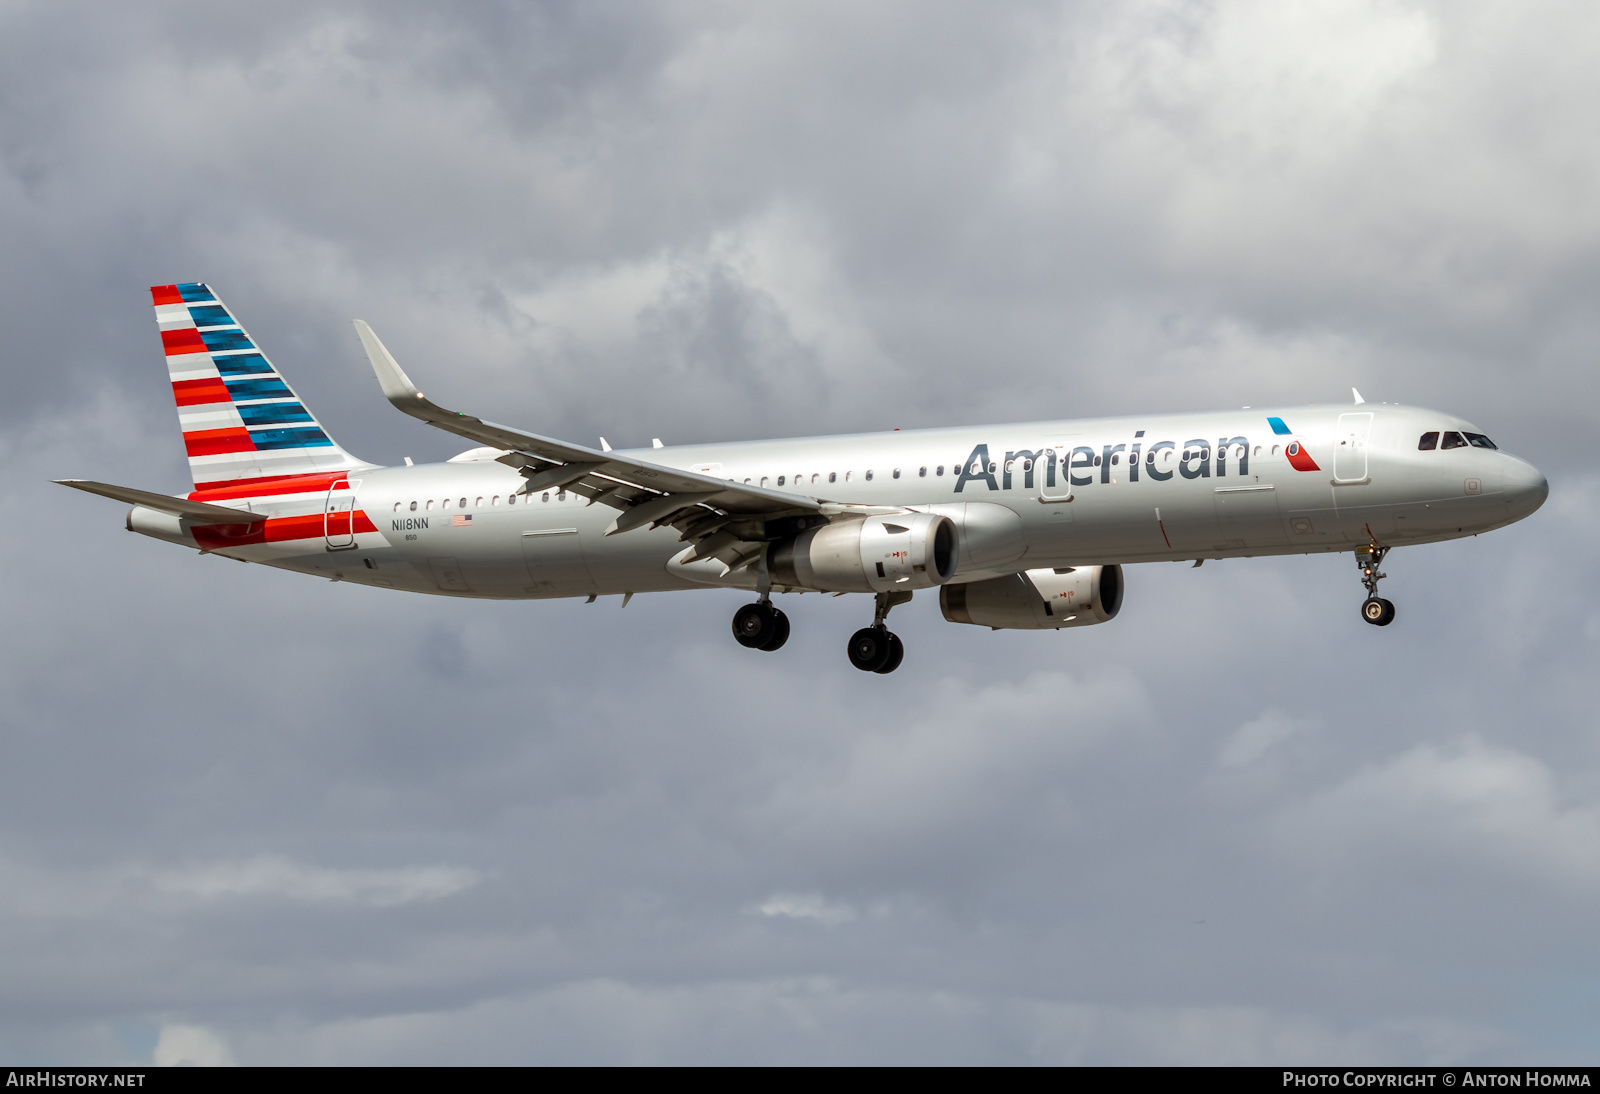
(732, 599), (790, 651)
(847, 590), (911, 673)
(1357, 544), (1395, 627)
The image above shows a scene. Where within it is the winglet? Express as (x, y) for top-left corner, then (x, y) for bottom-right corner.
(1352, 387), (1365, 404)
(354, 320), (427, 407)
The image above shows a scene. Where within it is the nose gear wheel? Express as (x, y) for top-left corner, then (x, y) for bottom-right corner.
(1361, 596), (1395, 626)
(1356, 544), (1396, 627)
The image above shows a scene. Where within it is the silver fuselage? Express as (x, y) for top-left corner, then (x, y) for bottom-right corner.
(167, 403), (1547, 599)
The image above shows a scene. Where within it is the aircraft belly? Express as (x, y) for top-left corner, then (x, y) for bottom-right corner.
(1214, 485), (1289, 548)
(585, 523), (706, 590)
(1149, 483), (1223, 554)
(519, 527), (593, 594)
(1069, 487), (1173, 557)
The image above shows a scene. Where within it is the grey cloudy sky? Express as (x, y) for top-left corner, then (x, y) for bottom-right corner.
(1, 0), (1596, 1065)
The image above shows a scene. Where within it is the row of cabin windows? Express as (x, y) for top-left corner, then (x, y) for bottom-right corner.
(393, 491), (570, 513)
(388, 441), (1328, 514)
(739, 443), (1304, 487)
(1418, 431), (1497, 451)
(750, 467), (944, 487)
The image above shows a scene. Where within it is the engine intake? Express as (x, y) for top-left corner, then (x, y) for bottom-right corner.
(940, 565), (1123, 629)
(769, 513), (958, 593)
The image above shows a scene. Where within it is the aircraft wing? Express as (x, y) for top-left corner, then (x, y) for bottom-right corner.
(55, 479), (264, 524)
(354, 321), (835, 570)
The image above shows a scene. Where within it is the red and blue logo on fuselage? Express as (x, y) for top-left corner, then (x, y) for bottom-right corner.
(1268, 416), (1321, 472)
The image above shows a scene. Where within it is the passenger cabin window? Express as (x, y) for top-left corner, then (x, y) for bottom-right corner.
(829, 472), (837, 483)
(865, 470), (874, 481)
(936, 465), (945, 476)
(777, 475), (786, 486)
(919, 466), (927, 477)
(1464, 432), (1498, 449)
(476, 497), (484, 506)
(393, 502), (401, 512)
(425, 500), (434, 510)
(459, 497), (467, 508)
(506, 494), (515, 504)
(893, 468), (901, 479)
(1441, 431), (1468, 449)
(1271, 445), (1280, 456)
(542, 492), (550, 502)
(845, 471), (853, 482)
(409, 501), (417, 511)
(1418, 432), (1439, 450)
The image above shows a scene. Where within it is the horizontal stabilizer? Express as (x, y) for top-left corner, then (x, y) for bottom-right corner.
(54, 480), (264, 524)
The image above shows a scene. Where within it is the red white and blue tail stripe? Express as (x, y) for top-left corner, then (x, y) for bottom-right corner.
(152, 282), (372, 491)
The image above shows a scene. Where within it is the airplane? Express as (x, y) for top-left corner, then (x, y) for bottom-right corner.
(57, 283), (1548, 673)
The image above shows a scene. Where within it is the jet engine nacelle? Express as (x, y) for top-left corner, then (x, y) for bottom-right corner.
(768, 512), (958, 593)
(940, 565), (1124, 630)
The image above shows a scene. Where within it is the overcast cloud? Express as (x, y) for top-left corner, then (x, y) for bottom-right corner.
(1, 0), (1597, 1065)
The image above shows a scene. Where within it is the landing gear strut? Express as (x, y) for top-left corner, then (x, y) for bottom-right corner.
(1357, 544), (1396, 627)
(848, 591), (911, 673)
(733, 597), (790, 651)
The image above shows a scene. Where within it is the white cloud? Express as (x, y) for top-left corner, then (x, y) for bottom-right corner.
(219, 979), (1506, 1065)
(153, 1024), (234, 1067)
(1219, 709), (1315, 768)
(754, 893), (856, 926)
(1282, 739), (1600, 888)
(146, 856), (481, 907)
(1070, 0), (1438, 168)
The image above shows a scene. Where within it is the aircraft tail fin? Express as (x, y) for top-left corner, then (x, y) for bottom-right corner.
(151, 283), (373, 492)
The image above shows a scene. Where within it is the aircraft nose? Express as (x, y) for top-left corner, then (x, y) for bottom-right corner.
(1502, 457), (1548, 518)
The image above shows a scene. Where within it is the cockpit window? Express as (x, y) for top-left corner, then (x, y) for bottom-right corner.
(1418, 432), (1439, 451)
(1441, 431), (1468, 449)
(1464, 432), (1498, 450)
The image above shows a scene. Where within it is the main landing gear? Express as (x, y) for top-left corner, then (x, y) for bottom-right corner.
(847, 590), (911, 674)
(730, 589), (911, 673)
(1357, 544), (1396, 627)
(732, 599), (790, 651)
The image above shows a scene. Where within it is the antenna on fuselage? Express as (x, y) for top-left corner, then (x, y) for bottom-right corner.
(1352, 388), (1366, 404)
